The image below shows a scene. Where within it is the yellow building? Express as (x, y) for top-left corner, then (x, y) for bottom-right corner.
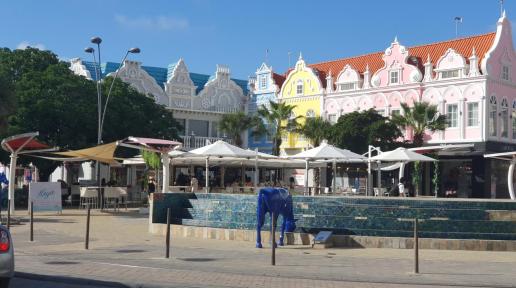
(278, 55), (324, 155)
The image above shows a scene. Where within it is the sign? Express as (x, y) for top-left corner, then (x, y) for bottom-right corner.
(314, 231), (333, 244)
(29, 182), (62, 212)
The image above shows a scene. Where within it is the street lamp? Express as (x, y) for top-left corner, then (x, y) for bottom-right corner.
(84, 36), (140, 209)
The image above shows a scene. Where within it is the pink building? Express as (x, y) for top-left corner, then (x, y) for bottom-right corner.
(315, 13), (515, 198)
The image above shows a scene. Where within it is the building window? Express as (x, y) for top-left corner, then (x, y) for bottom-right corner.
(512, 110), (516, 140)
(391, 109), (401, 117)
(339, 83), (355, 91)
(502, 65), (510, 81)
(489, 96), (497, 137)
(260, 76), (267, 89)
(376, 109), (385, 116)
(296, 81), (303, 95)
(467, 102), (479, 127)
(328, 114), (337, 123)
(446, 104), (458, 128)
(441, 69), (460, 79)
(306, 109), (315, 118)
(501, 98), (509, 138)
(390, 71), (399, 84)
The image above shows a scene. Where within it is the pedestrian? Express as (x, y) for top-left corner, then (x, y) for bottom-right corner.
(148, 177), (156, 195)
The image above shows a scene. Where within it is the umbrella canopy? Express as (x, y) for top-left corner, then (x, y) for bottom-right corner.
(289, 142), (365, 161)
(370, 147), (436, 162)
(188, 140), (258, 158)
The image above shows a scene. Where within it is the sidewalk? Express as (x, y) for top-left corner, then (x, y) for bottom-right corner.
(8, 209), (516, 288)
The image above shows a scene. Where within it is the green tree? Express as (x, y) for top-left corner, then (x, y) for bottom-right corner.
(218, 111), (261, 147)
(297, 116), (332, 147)
(257, 101), (301, 156)
(328, 109), (402, 154)
(0, 48), (181, 179)
(391, 102), (446, 147)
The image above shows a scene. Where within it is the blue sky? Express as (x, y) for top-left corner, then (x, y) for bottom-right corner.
(0, 0), (513, 80)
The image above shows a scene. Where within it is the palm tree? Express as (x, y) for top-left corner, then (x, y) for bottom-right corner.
(392, 102), (446, 147)
(219, 111), (260, 147)
(297, 116), (333, 192)
(257, 101), (301, 156)
(297, 116), (332, 147)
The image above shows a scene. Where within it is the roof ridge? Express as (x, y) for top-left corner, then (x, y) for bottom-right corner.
(307, 31), (496, 68)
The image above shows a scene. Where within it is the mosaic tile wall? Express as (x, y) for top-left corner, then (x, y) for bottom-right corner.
(151, 193), (516, 240)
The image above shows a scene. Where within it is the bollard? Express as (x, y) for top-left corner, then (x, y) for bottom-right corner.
(414, 218), (419, 274)
(85, 204), (91, 250)
(166, 208), (171, 258)
(30, 202), (34, 242)
(7, 199), (10, 230)
(271, 212), (276, 266)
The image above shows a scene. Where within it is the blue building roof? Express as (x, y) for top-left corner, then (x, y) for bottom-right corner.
(77, 60), (248, 94)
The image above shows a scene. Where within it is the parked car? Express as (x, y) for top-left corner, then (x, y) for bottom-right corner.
(0, 225), (13, 288)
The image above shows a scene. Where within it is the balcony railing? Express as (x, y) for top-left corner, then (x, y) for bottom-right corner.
(180, 135), (234, 150)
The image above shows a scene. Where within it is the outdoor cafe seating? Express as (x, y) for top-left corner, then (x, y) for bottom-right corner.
(80, 186), (128, 210)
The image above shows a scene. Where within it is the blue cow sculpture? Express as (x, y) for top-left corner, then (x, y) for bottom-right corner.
(256, 187), (296, 248)
(0, 172), (8, 208)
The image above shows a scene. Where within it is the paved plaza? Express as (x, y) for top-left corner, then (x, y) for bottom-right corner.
(4, 209), (516, 288)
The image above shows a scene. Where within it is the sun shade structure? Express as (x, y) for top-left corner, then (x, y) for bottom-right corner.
(52, 142), (119, 165)
(117, 137), (182, 193)
(484, 151), (516, 200)
(1, 132), (56, 213)
(289, 142), (366, 195)
(369, 147), (436, 162)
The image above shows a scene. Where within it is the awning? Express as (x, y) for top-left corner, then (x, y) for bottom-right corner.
(1, 132), (50, 153)
(52, 142), (119, 165)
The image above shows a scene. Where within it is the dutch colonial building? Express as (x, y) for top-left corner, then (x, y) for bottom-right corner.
(70, 58), (249, 149)
(247, 63), (285, 154)
(250, 13), (516, 198)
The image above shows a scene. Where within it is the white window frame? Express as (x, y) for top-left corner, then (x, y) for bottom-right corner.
(467, 102), (479, 127)
(390, 109), (401, 117)
(441, 69), (460, 79)
(502, 65), (510, 81)
(260, 75), (267, 89)
(339, 83), (355, 91)
(328, 114), (337, 123)
(446, 104), (458, 128)
(389, 70), (399, 84)
(296, 80), (303, 95)
(501, 98), (509, 138)
(306, 109), (315, 118)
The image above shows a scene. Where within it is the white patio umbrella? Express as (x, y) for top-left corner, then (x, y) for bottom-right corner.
(187, 140), (261, 193)
(370, 147), (436, 197)
(289, 142), (365, 195)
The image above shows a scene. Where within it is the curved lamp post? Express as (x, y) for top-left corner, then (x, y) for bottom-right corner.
(84, 37), (140, 208)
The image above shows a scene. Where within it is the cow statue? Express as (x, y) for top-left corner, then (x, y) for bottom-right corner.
(256, 187), (296, 248)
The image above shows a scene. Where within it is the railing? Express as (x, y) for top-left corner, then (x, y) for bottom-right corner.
(180, 136), (234, 150)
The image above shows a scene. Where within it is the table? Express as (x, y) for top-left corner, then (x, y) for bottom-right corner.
(80, 186), (128, 210)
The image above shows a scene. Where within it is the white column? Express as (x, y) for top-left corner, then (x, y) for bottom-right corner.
(508, 159), (515, 200)
(367, 146), (372, 196)
(8, 154), (17, 214)
(399, 162), (406, 182)
(377, 161), (382, 195)
(440, 100), (446, 141)
(254, 149), (259, 190)
(161, 153), (170, 193)
(480, 96), (486, 141)
(205, 157), (209, 193)
(332, 160), (337, 193)
(304, 160), (309, 195)
(459, 98), (466, 140)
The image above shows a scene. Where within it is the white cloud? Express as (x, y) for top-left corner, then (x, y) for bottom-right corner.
(16, 41), (46, 50)
(114, 14), (189, 31)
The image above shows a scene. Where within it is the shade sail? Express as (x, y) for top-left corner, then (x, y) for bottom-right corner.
(369, 147), (436, 162)
(188, 140), (258, 158)
(289, 142), (365, 162)
(52, 142), (119, 165)
(1, 132), (50, 153)
(124, 137), (181, 152)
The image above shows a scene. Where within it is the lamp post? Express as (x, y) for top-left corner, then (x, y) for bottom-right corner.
(84, 36), (140, 209)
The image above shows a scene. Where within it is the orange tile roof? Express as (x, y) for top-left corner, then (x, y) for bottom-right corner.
(305, 32), (496, 87)
(272, 72), (286, 89)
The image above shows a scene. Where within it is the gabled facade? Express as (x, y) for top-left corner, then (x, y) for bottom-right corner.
(69, 58), (249, 150)
(247, 63), (284, 154)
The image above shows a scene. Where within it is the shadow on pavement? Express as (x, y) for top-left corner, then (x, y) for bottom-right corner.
(15, 271), (131, 288)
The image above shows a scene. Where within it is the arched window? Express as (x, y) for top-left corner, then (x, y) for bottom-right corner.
(306, 109), (315, 118)
(489, 96), (498, 137)
(501, 98), (509, 138)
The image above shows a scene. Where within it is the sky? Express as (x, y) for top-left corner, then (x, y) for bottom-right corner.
(0, 0), (514, 80)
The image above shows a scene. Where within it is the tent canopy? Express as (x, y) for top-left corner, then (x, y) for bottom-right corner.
(289, 142), (365, 162)
(370, 147), (436, 162)
(52, 142), (119, 165)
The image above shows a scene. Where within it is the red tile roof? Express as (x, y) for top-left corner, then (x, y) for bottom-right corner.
(272, 72), (286, 89)
(303, 32), (496, 88)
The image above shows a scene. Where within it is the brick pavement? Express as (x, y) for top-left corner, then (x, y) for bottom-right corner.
(6, 209), (516, 288)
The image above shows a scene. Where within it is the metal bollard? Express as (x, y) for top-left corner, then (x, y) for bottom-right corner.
(85, 204), (91, 250)
(271, 212), (276, 266)
(166, 208), (171, 258)
(30, 202), (34, 242)
(7, 199), (10, 230)
(414, 218), (419, 274)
